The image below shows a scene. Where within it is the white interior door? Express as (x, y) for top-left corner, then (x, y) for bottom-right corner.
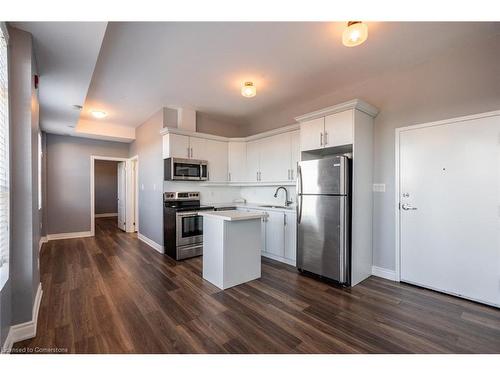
(399, 114), (500, 307)
(117, 161), (126, 231)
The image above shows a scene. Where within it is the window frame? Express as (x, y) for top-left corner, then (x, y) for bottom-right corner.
(0, 22), (10, 291)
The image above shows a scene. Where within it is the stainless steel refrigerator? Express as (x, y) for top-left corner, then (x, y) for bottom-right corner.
(296, 156), (350, 285)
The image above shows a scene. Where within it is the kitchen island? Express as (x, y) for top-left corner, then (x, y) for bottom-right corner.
(199, 210), (266, 290)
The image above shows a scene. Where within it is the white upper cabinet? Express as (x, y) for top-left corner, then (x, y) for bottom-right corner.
(227, 142), (247, 182)
(162, 123), (301, 185)
(289, 130), (300, 181)
(203, 139), (228, 182)
(259, 133), (290, 182)
(324, 110), (353, 147)
(246, 140), (261, 182)
(163, 133), (190, 159)
(188, 136), (206, 160)
(300, 117), (325, 151)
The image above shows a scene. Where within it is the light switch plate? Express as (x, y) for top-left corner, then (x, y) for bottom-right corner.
(373, 183), (386, 193)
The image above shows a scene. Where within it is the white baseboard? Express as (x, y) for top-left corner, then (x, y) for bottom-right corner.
(137, 233), (164, 254)
(95, 213), (118, 218)
(46, 231), (92, 241)
(371, 265), (397, 281)
(262, 252), (296, 267)
(2, 283), (43, 353)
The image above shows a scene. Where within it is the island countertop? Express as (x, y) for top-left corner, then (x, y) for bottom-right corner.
(199, 210), (266, 221)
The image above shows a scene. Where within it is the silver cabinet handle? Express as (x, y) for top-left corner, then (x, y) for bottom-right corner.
(324, 131), (328, 145)
(401, 203), (417, 211)
(187, 147), (190, 158)
(287, 169), (290, 180)
(228, 172), (231, 181)
(190, 148), (193, 158)
(291, 169), (294, 180)
(320, 132), (323, 146)
(256, 171), (259, 181)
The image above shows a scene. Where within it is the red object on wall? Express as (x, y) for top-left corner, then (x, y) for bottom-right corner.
(34, 74), (39, 89)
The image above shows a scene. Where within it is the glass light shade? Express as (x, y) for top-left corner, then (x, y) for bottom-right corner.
(342, 22), (368, 47)
(91, 110), (107, 119)
(241, 82), (256, 98)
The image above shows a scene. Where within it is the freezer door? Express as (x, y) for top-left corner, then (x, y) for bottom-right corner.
(297, 195), (349, 283)
(298, 156), (348, 195)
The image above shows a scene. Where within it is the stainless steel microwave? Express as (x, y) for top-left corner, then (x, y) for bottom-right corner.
(164, 157), (208, 181)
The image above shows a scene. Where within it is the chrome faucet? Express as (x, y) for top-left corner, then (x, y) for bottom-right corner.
(274, 186), (293, 207)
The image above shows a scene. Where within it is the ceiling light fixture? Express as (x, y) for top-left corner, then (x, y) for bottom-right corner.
(342, 21), (368, 47)
(91, 110), (107, 119)
(241, 82), (256, 98)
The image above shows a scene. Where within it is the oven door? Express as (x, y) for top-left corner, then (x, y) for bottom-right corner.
(176, 211), (204, 247)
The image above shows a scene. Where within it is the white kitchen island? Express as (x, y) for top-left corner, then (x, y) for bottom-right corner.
(199, 210), (266, 290)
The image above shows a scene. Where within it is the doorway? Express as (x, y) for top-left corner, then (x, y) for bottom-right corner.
(90, 155), (138, 236)
(94, 159), (121, 230)
(395, 111), (500, 307)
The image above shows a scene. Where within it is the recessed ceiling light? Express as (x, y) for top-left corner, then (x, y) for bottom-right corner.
(241, 82), (256, 98)
(91, 110), (107, 119)
(342, 21), (368, 47)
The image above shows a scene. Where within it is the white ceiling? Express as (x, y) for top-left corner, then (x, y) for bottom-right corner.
(12, 22), (107, 136)
(13, 22), (500, 139)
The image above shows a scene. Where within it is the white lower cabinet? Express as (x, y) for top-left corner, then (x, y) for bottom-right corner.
(284, 212), (297, 262)
(264, 211), (285, 258)
(243, 208), (297, 266)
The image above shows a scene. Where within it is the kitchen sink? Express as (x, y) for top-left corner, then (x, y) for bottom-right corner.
(259, 205), (293, 210)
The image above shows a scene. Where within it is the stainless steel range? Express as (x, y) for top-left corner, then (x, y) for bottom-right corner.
(163, 192), (214, 260)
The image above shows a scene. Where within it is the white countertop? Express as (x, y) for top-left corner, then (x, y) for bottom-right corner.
(208, 202), (296, 213)
(199, 210), (267, 221)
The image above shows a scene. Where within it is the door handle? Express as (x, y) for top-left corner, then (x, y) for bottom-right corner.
(297, 165), (303, 224)
(401, 203), (417, 211)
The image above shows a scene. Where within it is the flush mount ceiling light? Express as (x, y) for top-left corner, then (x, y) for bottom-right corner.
(342, 21), (368, 47)
(241, 82), (257, 98)
(91, 110), (107, 119)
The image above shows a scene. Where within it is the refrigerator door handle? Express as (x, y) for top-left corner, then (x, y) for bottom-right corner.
(297, 165), (303, 224)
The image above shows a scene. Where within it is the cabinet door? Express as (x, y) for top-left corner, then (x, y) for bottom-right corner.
(300, 117), (325, 151)
(188, 136), (206, 160)
(244, 208), (266, 253)
(264, 211), (285, 257)
(164, 133), (190, 158)
(259, 133), (290, 182)
(324, 110), (353, 147)
(284, 212), (297, 262)
(246, 140), (261, 182)
(204, 139), (228, 182)
(289, 130), (300, 181)
(228, 142), (247, 182)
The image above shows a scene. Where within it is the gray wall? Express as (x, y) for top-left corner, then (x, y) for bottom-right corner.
(246, 34), (500, 271)
(1, 26), (43, 348)
(129, 110), (164, 245)
(94, 160), (118, 214)
(46, 134), (129, 234)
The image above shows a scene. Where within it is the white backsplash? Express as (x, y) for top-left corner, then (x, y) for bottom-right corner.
(239, 185), (296, 206)
(163, 181), (296, 206)
(163, 181), (241, 204)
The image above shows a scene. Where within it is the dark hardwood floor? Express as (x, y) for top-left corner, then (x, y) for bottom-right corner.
(14, 217), (500, 353)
